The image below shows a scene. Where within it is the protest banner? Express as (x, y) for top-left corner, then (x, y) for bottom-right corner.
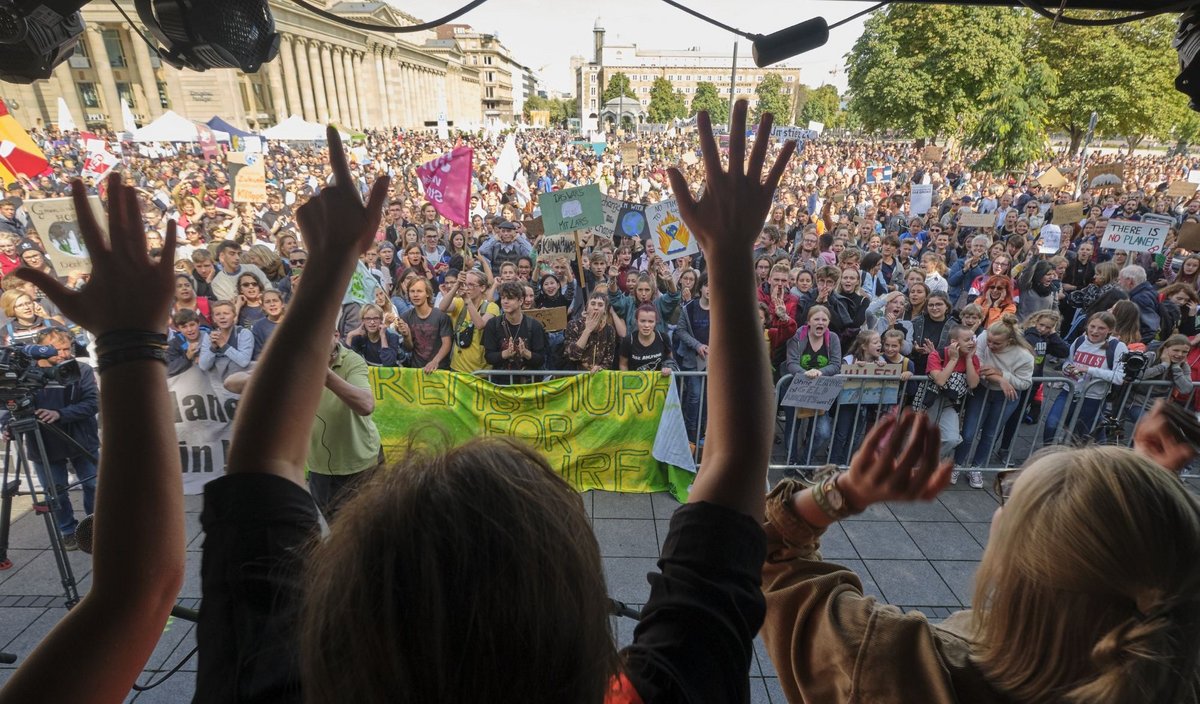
(781, 374), (844, 411)
(1177, 221), (1200, 252)
(540, 183), (603, 236)
(417, 147), (473, 226)
(370, 369), (696, 500)
(838, 363), (902, 405)
(81, 138), (118, 183)
(523, 306), (567, 332)
(769, 125), (819, 142)
(343, 260), (380, 306)
(227, 151), (267, 203)
(538, 232), (579, 261)
(1086, 162), (1124, 189)
(25, 196), (99, 275)
(922, 145), (943, 162)
(620, 144), (638, 163)
(646, 199), (699, 261)
(1051, 202), (1084, 225)
(1101, 219), (1169, 254)
(1037, 166), (1069, 189)
(910, 184), (933, 216)
(170, 366), (239, 495)
(958, 211), (997, 228)
(1168, 180), (1199, 199)
(865, 165), (893, 184)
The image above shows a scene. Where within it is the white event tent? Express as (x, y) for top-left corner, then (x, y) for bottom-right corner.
(131, 111), (231, 143)
(260, 115), (349, 141)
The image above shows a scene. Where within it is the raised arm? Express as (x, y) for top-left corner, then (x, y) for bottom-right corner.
(666, 100), (796, 522)
(226, 127), (389, 486)
(0, 175), (184, 704)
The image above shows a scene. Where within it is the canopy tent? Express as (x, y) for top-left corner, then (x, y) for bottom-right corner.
(131, 111), (225, 143)
(260, 115), (349, 141)
(206, 116), (257, 139)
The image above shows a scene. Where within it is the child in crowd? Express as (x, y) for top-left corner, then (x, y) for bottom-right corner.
(831, 330), (885, 465)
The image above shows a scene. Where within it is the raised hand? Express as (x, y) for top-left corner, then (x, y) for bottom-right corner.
(14, 174), (176, 336)
(295, 126), (390, 276)
(667, 100), (796, 255)
(840, 411), (952, 510)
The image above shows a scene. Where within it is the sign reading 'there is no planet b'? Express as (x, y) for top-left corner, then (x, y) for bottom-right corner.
(1101, 219), (1169, 254)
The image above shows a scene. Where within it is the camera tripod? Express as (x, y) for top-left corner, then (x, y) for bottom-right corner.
(0, 402), (98, 610)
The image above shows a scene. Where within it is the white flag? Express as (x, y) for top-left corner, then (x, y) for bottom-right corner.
(56, 97), (76, 132)
(82, 138), (118, 182)
(493, 134), (521, 190)
(121, 99), (137, 131)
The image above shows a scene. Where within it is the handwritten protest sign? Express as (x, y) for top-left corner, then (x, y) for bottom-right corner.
(865, 165), (893, 184)
(1177, 222), (1200, 252)
(769, 126), (819, 142)
(1101, 219), (1168, 254)
(26, 196), (100, 276)
(523, 306), (567, 332)
(838, 363), (902, 405)
(1051, 202), (1084, 225)
(910, 184), (933, 216)
(227, 151), (266, 203)
(1038, 224), (1063, 253)
(958, 211), (996, 228)
(600, 196), (649, 240)
(620, 144), (638, 163)
(538, 232), (579, 261)
(1036, 166), (1069, 190)
(1168, 180), (1199, 199)
(540, 184), (603, 236)
(646, 199), (699, 261)
(1087, 163), (1124, 189)
(781, 375), (844, 411)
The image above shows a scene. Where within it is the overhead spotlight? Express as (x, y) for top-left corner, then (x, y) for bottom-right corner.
(135, 0), (280, 73)
(752, 17), (829, 68)
(0, 0), (86, 83)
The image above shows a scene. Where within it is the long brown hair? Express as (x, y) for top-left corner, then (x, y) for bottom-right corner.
(300, 437), (620, 704)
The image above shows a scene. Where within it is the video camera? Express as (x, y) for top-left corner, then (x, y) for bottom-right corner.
(0, 344), (79, 395)
(1121, 350), (1149, 383)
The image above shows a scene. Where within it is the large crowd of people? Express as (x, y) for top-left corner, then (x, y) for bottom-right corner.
(1, 102), (1197, 704)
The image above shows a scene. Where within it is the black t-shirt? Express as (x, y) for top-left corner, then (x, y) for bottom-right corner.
(620, 332), (672, 371)
(195, 473), (766, 704)
(400, 307), (453, 369)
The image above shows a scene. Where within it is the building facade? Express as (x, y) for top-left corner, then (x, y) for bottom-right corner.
(576, 18), (803, 130)
(435, 24), (528, 123)
(0, 0), (488, 133)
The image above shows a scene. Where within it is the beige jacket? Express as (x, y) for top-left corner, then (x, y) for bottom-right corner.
(761, 480), (1014, 704)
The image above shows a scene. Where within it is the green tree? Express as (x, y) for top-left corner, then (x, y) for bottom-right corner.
(965, 60), (1058, 174)
(647, 77), (687, 123)
(845, 5), (1028, 137)
(754, 73), (792, 122)
(798, 85), (842, 129)
(690, 81), (729, 119)
(601, 71), (636, 104)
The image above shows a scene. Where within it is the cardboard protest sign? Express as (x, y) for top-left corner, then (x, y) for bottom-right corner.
(681, 151), (699, 166)
(1051, 202), (1084, 225)
(523, 306), (567, 332)
(646, 199), (699, 262)
(620, 144), (638, 163)
(807, 121), (824, 135)
(922, 145), (943, 162)
(1101, 219), (1168, 254)
(1168, 180), (1199, 199)
(540, 184), (603, 236)
(227, 151), (267, 203)
(538, 232), (579, 261)
(1037, 166), (1069, 190)
(865, 165), (893, 184)
(781, 375), (844, 410)
(958, 211), (996, 228)
(1190, 169), (1200, 185)
(1086, 163), (1124, 190)
(838, 363), (902, 405)
(600, 196), (649, 240)
(521, 217), (544, 238)
(1177, 222), (1200, 252)
(910, 184), (933, 216)
(25, 196), (102, 276)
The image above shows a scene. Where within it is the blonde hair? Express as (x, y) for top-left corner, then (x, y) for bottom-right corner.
(1021, 309), (1062, 329)
(972, 446), (1200, 703)
(986, 313), (1033, 353)
(0, 288), (32, 318)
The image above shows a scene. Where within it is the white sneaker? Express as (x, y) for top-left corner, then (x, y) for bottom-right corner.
(969, 471), (984, 489)
(950, 470), (960, 485)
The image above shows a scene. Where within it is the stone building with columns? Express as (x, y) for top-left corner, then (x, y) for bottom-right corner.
(0, 0), (486, 133)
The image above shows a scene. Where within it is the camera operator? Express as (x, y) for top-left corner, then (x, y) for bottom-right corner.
(1, 328), (98, 550)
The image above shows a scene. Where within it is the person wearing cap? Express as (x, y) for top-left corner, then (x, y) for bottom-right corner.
(17, 241), (55, 279)
(477, 220), (532, 269)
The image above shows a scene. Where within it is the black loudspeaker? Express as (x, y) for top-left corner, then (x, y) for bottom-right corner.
(134, 0), (279, 73)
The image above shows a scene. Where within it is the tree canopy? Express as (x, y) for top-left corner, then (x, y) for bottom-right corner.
(754, 73), (793, 123)
(964, 60), (1058, 173)
(601, 72), (637, 104)
(647, 77), (687, 123)
(690, 81), (729, 119)
(522, 95), (579, 125)
(798, 85), (843, 130)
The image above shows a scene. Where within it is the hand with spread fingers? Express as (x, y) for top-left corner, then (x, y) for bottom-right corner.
(666, 100), (797, 254)
(841, 410), (954, 510)
(14, 174), (176, 336)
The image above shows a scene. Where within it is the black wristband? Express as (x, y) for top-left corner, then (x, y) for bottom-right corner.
(94, 329), (168, 358)
(97, 345), (168, 374)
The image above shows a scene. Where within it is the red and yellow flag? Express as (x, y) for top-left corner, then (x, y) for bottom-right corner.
(0, 98), (49, 185)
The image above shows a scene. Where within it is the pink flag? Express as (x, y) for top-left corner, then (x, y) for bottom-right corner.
(417, 147), (473, 226)
(197, 124), (219, 161)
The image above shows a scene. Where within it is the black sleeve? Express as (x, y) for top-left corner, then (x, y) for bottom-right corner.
(194, 473), (319, 704)
(525, 319), (546, 368)
(621, 502), (766, 704)
(482, 318), (504, 366)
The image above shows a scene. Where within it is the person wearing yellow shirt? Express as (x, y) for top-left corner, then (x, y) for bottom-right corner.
(438, 268), (500, 373)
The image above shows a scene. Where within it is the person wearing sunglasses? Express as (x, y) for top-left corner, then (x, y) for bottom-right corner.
(762, 412), (1200, 704)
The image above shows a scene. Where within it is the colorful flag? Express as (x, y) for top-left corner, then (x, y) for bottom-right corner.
(81, 139), (118, 183)
(0, 98), (49, 185)
(417, 147), (473, 226)
(196, 124), (219, 161)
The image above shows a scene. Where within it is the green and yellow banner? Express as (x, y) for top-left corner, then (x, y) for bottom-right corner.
(369, 369), (697, 502)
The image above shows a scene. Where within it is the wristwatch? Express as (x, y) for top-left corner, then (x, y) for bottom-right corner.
(812, 472), (860, 522)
